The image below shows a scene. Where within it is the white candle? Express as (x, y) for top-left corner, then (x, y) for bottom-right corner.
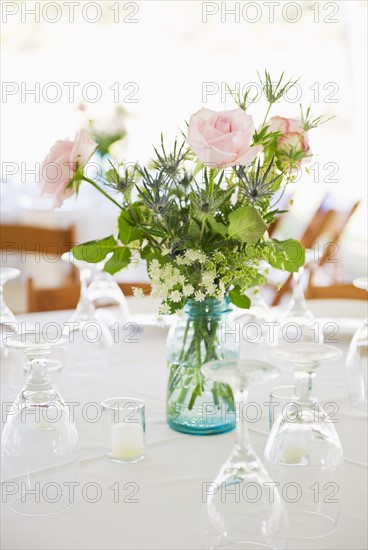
(281, 445), (307, 464)
(111, 422), (145, 460)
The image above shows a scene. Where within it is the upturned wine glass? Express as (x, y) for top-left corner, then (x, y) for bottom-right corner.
(0, 267), (20, 342)
(345, 277), (368, 414)
(61, 252), (114, 370)
(264, 343), (344, 538)
(1, 331), (79, 516)
(200, 358), (289, 549)
(88, 263), (130, 320)
(276, 249), (324, 344)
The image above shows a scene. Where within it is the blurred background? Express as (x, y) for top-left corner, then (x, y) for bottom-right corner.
(1, 0), (367, 312)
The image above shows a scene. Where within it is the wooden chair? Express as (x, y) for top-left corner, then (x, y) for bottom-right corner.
(0, 224), (76, 256)
(27, 280), (152, 313)
(1, 223), (152, 312)
(305, 282), (367, 300)
(1, 224), (77, 312)
(271, 194), (360, 306)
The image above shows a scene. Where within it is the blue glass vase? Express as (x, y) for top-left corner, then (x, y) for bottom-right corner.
(166, 296), (239, 435)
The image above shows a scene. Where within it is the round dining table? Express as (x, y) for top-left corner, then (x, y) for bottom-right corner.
(1, 298), (367, 550)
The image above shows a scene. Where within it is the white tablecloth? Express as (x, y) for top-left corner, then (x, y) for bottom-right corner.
(1, 300), (367, 550)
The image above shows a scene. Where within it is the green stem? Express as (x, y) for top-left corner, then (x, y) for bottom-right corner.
(83, 176), (123, 211)
(200, 218), (206, 241)
(179, 319), (190, 362)
(261, 103), (272, 130)
(209, 168), (215, 198)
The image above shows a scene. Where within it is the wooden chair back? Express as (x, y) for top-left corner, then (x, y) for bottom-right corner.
(1, 224), (77, 312)
(0, 224), (76, 255)
(305, 283), (367, 300)
(271, 195), (360, 306)
(27, 280), (151, 313)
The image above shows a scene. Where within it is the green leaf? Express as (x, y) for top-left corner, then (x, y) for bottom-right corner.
(104, 247), (131, 275)
(118, 210), (144, 245)
(229, 287), (251, 309)
(228, 206), (268, 243)
(208, 218), (227, 237)
(265, 239), (305, 272)
(72, 235), (117, 263)
(187, 222), (201, 239)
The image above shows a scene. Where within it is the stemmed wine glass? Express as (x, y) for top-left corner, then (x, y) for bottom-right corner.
(276, 249), (324, 344)
(1, 331), (79, 516)
(88, 262), (130, 320)
(345, 277), (368, 414)
(61, 252), (114, 370)
(0, 267), (20, 340)
(200, 358), (289, 549)
(264, 343), (344, 538)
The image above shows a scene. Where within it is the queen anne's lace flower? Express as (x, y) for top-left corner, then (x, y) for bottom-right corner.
(169, 290), (182, 303)
(194, 290), (206, 302)
(183, 284), (194, 297)
(159, 303), (171, 315)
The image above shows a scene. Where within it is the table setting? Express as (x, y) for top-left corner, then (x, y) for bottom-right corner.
(1, 69), (367, 549)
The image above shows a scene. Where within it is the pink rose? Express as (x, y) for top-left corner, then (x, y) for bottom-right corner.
(267, 116), (310, 160)
(188, 108), (262, 168)
(40, 129), (97, 208)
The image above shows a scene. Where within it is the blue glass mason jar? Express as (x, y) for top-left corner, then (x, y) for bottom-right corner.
(166, 296), (239, 435)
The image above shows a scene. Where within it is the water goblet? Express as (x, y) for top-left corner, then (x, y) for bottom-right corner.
(200, 358), (289, 549)
(345, 277), (368, 414)
(1, 330), (79, 516)
(264, 343), (344, 538)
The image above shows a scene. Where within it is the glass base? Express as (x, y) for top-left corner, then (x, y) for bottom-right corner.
(212, 544), (277, 550)
(10, 493), (73, 517)
(167, 418), (235, 435)
(106, 453), (144, 464)
(288, 510), (336, 538)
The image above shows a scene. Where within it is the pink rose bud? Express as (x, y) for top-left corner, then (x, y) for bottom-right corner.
(267, 116), (311, 161)
(188, 108), (262, 168)
(40, 129), (98, 208)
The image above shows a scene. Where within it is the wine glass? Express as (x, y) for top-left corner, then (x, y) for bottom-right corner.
(345, 277), (368, 414)
(61, 252), (114, 371)
(88, 263), (130, 321)
(0, 267), (20, 341)
(1, 330), (79, 516)
(276, 249), (324, 344)
(200, 358), (289, 549)
(264, 343), (344, 538)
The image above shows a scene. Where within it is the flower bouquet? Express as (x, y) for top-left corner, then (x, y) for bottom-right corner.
(41, 71), (330, 434)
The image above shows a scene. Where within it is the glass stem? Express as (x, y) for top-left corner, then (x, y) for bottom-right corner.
(75, 268), (95, 319)
(23, 357), (55, 400)
(234, 389), (252, 454)
(293, 368), (317, 405)
(291, 267), (308, 314)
